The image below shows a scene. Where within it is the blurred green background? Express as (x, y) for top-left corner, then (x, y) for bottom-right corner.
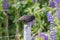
(0, 0), (60, 40)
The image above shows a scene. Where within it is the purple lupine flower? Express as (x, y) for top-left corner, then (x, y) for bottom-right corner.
(56, 9), (60, 19)
(50, 21), (56, 40)
(55, 0), (60, 4)
(2, 0), (9, 10)
(50, 27), (56, 40)
(55, 0), (60, 20)
(2, 0), (9, 18)
(47, 11), (56, 40)
(49, 0), (55, 8)
(47, 11), (54, 25)
(47, 11), (53, 22)
(50, 21), (54, 26)
(39, 32), (48, 40)
(33, 0), (37, 3)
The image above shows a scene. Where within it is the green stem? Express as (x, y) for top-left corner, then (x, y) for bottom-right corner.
(4, 15), (9, 40)
(15, 23), (20, 40)
(58, 19), (60, 27)
(0, 23), (2, 40)
(15, 10), (20, 40)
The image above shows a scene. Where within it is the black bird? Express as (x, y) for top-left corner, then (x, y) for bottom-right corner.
(18, 15), (35, 23)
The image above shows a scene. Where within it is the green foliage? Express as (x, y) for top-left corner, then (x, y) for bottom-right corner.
(0, 0), (60, 40)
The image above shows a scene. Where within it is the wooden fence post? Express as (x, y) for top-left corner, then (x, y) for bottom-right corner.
(24, 23), (31, 40)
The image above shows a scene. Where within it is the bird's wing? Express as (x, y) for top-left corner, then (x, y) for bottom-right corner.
(19, 15), (31, 21)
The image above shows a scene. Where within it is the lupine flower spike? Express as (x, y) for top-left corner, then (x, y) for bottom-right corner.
(47, 11), (56, 40)
(2, 0), (9, 11)
(49, 0), (55, 8)
(39, 32), (48, 40)
(33, 0), (37, 3)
